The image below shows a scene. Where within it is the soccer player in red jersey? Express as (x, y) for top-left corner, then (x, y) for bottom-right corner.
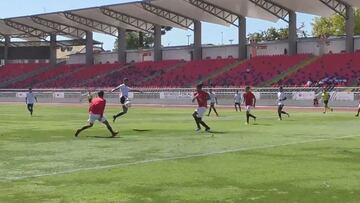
(75, 91), (118, 137)
(192, 84), (211, 132)
(243, 86), (257, 124)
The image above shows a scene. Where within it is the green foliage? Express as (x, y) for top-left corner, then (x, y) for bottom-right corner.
(248, 27), (289, 42)
(114, 26), (172, 50)
(312, 8), (360, 37)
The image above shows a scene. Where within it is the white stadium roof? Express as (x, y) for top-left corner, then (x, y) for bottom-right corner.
(0, 0), (358, 41)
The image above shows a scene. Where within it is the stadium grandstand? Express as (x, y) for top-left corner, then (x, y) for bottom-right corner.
(0, 0), (359, 89)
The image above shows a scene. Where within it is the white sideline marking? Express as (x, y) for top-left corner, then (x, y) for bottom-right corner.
(0, 134), (358, 182)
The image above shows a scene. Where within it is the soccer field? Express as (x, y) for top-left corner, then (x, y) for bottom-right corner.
(0, 104), (359, 203)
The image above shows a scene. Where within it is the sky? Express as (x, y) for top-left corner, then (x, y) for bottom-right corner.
(1, 0), (318, 50)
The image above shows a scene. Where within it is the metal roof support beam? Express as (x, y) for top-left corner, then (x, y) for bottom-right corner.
(288, 11), (297, 55)
(63, 12), (118, 37)
(248, 0), (289, 23)
(117, 27), (126, 64)
(193, 20), (202, 60)
(319, 0), (348, 18)
(4, 20), (49, 41)
(31, 16), (86, 39)
(154, 24), (162, 61)
(100, 7), (154, 33)
(345, 6), (354, 52)
(185, 0), (239, 27)
(86, 31), (94, 65)
(141, 2), (194, 30)
(238, 16), (247, 60)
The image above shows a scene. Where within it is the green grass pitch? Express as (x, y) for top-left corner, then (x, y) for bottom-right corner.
(0, 104), (359, 203)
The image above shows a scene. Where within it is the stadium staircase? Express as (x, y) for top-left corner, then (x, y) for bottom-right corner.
(135, 60), (186, 86)
(192, 59), (245, 86)
(0, 64), (49, 88)
(260, 55), (319, 86)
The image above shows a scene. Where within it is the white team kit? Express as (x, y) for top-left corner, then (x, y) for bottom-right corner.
(116, 83), (131, 106)
(234, 93), (241, 104)
(277, 92), (286, 106)
(26, 92), (36, 104)
(209, 92), (216, 104)
(117, 84), (130, 98)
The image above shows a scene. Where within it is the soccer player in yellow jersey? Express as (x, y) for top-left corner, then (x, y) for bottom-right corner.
(321, 89), (333, 114)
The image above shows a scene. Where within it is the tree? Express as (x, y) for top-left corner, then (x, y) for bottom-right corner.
(247, 27), (289, 42)
(114, 26), (172, 50)
(312, 8), (360, 37)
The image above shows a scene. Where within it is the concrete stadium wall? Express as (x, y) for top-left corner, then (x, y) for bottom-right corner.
(203, 45), (238, 59)
(67, 36), (360, 64)
(163, 47), (192, 61)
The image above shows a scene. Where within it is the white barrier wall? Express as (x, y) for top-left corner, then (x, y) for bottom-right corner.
(202, 45), (238, 59)
(354, 37), (360, 51)
(163, 47), (192, 61)
(67, 36), (360, 64)
(94, 52), (117, 64)
(254, 41), (289, 56)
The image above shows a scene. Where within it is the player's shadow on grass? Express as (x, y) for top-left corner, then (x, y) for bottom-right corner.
(86, 135), (121, 139)
(133, 129), (151, 132)
(253, 123), (272, 126)
(208, 131), (227, 134)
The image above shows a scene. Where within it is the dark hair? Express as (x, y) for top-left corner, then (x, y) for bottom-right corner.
(196, 83), (203, 89)
(98, 91), (104, 97)
(123, 78), (129, 82)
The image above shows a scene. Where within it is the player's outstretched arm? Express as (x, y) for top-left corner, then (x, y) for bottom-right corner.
(111, 85), (121, 92)
(253, 97), (257, 108)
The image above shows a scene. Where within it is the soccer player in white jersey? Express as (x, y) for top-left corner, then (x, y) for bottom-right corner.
(234, 90), (242, 112)
(111, 78), (141, 122)
(277, 86), (290, 120)
(25, 88), (38, 116)
(207, 89), (219, 116)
